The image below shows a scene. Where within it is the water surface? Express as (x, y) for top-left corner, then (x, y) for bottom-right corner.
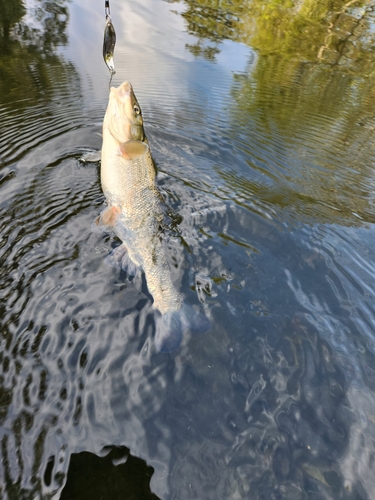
(1, 0), (375, 498)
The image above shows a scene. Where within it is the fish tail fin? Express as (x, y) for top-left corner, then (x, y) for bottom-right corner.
(154, 311), (183, 353)
(104, 244), (138, 276)
(154, 305), (210, 353)
(179, 304), (210, 335)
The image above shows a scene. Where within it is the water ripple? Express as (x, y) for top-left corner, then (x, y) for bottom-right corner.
(1, 0), (375, 497)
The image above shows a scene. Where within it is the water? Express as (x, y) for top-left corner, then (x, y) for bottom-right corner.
(1, 0), (375, 498)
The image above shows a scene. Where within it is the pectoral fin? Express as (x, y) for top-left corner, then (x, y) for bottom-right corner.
(119, 140), (148, 160)
(95, 206), (121, 228)
(80, 150), (102, 163)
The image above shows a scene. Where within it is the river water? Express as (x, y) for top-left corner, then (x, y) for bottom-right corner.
(1, 0), (375, 498)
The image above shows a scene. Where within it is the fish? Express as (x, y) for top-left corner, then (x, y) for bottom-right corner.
(103, 15), (116, 75)
(80, 80), (147, 163)
(98, 81), (209, 351)
(102, 81), (147, 145)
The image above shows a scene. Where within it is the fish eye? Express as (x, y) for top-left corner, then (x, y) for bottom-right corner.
(133, 105), (140, 115)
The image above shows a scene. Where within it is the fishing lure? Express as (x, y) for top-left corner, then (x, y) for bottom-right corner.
(103, 0), (116, 82)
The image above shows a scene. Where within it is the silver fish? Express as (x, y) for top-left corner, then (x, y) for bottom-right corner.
(98, 81), (208, 351)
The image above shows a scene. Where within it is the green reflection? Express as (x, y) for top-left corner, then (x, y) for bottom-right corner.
(175, 0), (375, 224)
(0, 0), (73, 104)
(230, 55), (375, 218)
(177, 0), (375, 70)
(0, 0), (25, 46)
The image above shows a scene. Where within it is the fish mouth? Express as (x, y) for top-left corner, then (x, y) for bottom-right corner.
(110, 81), (132, 101)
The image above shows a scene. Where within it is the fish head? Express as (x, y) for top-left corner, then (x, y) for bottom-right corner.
(112, 81), (143, 127)
(104, 81), (146, 143)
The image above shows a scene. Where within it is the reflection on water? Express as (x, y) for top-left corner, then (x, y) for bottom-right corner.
(179, 0), (375, 69)
(0, 0), (70, 100)
(1, 0), (375, 498)
(226, 59), (375, 225)
(176, 0), (375, 225)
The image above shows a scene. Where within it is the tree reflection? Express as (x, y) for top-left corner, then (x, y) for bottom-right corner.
(178, 0), (247, 60)
(16, 0), (70, 53)
(177, 0), (375, 70)
(0, 0), (73, 104)
(228, 57), (375, 224)
(0, 0), (25, 46)
(173, 0), (375, 224)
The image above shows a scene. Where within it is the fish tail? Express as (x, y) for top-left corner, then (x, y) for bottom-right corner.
(154, 304), (210, 353)
(180, 303), (211, 335)
(104, 243), (139, 276)
(154, 310), (183, 353)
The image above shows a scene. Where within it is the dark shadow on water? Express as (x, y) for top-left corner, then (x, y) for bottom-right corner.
(60, 446), (162, 500)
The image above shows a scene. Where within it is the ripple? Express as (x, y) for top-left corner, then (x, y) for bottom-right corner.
(2, 0), (375, 497)
(0, 70), (104, 170)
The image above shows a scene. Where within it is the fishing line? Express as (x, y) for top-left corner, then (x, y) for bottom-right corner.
(105, 0), (110, 17)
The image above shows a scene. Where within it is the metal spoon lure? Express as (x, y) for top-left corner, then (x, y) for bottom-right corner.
(103, 0), (116, 86)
